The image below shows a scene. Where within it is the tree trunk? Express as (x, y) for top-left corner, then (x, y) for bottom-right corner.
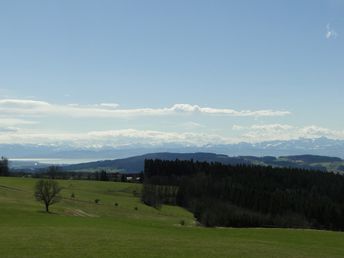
(45, 203), (49, 213)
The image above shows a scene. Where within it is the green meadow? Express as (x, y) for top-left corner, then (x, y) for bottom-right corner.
(1, 177), (344, 258)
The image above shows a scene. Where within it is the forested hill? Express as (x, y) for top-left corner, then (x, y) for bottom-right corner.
(62, 153), (344, 173)
(243, 154), (344, 172)
(63, 152), (249, 172)
(279, 155), (342, 163)
(142, 159), (344, 231)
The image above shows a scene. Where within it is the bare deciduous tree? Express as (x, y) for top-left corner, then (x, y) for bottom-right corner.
(34, 179), (62, 212)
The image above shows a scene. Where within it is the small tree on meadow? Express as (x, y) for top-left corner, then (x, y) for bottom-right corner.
(34, 179), (62, 212)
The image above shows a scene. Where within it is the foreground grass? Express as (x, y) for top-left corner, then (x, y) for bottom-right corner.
(1, 177), (344, 258)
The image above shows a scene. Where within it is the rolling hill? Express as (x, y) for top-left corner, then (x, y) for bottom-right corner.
(1, 177), (344, 258)
(62, 153), (344, 174)
(63, 152), (250, 173)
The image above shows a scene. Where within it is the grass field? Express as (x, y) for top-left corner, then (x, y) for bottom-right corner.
(1, 177), (344, 258)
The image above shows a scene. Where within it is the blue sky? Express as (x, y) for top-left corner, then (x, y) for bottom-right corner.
(0, 0), (343, 146)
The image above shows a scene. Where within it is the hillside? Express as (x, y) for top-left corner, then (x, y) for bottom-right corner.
(143, 159), (344, 230)
(1, 177), (344, 258)
(62, 153), (344, 174)
(244, 155), (344, 173)
(63, 152), (250, 173)
(279, 155), (342, 163)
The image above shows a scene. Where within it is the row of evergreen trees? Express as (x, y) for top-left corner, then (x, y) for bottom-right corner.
(0, 157), (9, 176)
(142, 159), (344, 231)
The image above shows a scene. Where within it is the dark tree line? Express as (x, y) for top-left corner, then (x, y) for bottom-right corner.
(142, 159), (344, 231)
(12, 166), (142, 183)
(0, 157), (9, 176)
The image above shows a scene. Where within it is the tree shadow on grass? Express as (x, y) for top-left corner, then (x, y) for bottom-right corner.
(36, 210), (59, 215)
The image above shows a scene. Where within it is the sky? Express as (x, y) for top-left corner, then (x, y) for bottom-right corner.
(0, 0), (343, 147)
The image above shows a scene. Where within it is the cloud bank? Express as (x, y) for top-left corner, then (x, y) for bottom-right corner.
(0, 129), (231, 147)
(0, 99), (290, 118)
(0, 98), (342, 147)
(233, 124), (344, 142)
(0, 125), (343, 147)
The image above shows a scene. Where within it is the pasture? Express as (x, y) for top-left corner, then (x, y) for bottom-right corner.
(1, 177), (344, 258)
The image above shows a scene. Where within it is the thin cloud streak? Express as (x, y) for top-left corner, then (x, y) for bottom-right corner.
(0, 99), (291, 118)
(0, 118), (38, 126)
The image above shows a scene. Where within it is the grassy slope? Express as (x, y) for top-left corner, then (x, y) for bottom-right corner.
(1, 177), (344, 258)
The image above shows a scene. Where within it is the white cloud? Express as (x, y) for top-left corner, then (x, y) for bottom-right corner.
(250, 124), (294, 131)
(0, 99), (290, 118)
(232, 125), (245, 131)
(0, 118), (38, 126)
(232, 124), (293, 131)
(0, 129), (234, 147)
(299, 125), (344, 138)
(169, 104), (290, 117)
(0, 125), (342, 147)
(0, 99), (50, 108)
(326, 24), (338, 39)
(98, 103), (120, 109)
(237, 124), (344, 142)
(180, 121), (204, 130)
(0, 98), (342, 147)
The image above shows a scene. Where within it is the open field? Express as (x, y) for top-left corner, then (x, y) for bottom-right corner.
(1, 177), (344, 258)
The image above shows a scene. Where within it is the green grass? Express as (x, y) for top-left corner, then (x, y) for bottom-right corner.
(1, 177), (344, 258)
